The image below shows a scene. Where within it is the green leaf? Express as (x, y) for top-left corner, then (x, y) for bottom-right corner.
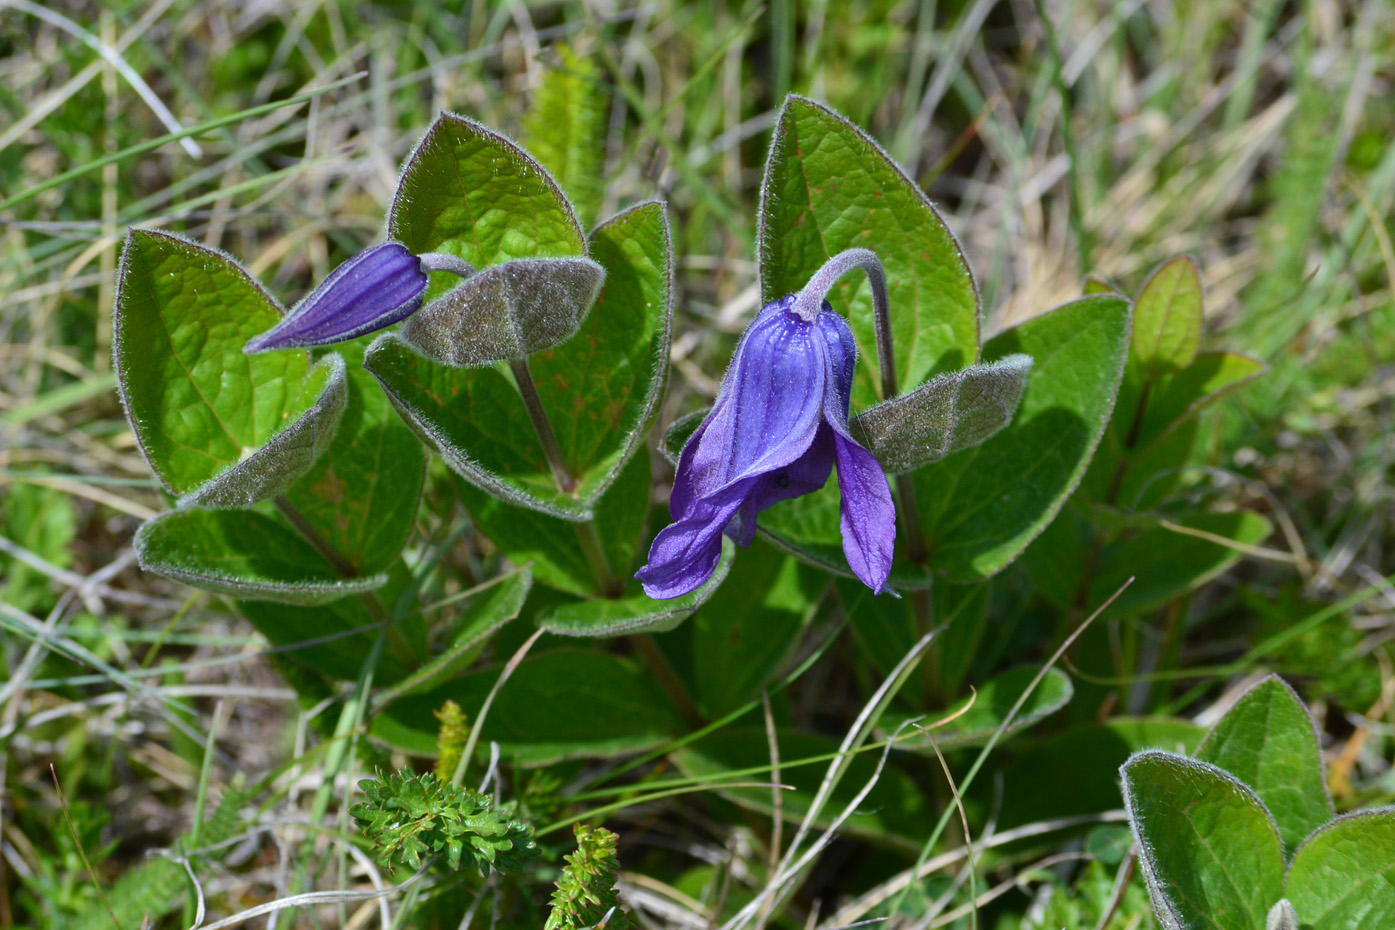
(1122, 751), (1285, 930)
(985, 718), (1203, 831)
(399, 258), (606, 367)
(458, 444), (650, 598)
(538, 537), (736, 637)
(671, 727), (934, 850)
(280, 340), (427, 576)
(850, 354), (1032, 474)
(178, 354), (347, 509)
(522, 44), (608, 227)
(1195, 676), (1333, 856)
(1082, 414), (1199, 511)
(758, 95), (979, 410)
(689, 541), (823, 717)
(1286, 808), (1395, 929)
(366, 202), (672, 520)
(913, 295), (1131, 581)
(373, 649), (684, 764)
(890, 666), (1073, 752)
(134, 507), (385, 605)
(1132, 255), (1202, 377)
(375, 568), (534, 707)
(1020, 503), (1091, 608)
(389, 110), (585, 269)
(114, 228), (330, 495)
(1087, 511), (1273, 617)
(1136, 350), (1266, 449)
(931, 582), (990, 695)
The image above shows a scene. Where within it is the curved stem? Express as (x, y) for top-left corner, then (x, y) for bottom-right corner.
(792, 248), (898, 400)
(417, 252), (477, 279)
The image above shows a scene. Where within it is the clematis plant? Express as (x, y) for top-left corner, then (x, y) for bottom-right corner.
(638, 250), (899, 599)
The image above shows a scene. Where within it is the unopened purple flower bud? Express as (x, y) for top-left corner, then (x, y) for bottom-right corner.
(245, 242), (429, 352)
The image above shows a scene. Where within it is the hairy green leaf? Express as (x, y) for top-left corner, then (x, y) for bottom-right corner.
(850, 354), (1032, 474)
(367, 203), (672, 520)
(1123, 751), (1285, 930)
(1133, 255), (1203, 377)
(1286, 809), (1395, 929)
(389, 110), (585, 269)
(1196, 676), (1333, 856)
(114, 228), (330, 495)
(134, 507), (385, 605)
(458, 445), (650, 598)
(538, 537), (735, 637)
(399, 258), (605, 367)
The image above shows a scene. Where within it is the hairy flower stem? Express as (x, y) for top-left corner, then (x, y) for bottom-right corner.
(802, 250), (941, 700)
(508, 359), (623, 597)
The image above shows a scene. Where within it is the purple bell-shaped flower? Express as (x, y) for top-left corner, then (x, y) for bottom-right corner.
(245, 242), (430, 353)
(637, 294), (896, 599)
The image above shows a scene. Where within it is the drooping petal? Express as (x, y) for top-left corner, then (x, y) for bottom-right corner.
(675, 296), (827, 504)
(636, 480), (753, 599)
(830, 429), (896, 593)
(817, 304), (896, 592)
(245, 243), (428, 352)
(727, 424), (836, 546)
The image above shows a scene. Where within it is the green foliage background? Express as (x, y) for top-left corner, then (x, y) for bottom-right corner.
(2, 1), (1393, 928)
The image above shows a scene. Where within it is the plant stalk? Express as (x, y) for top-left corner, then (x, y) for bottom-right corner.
(634, 633), (704, 730)
(510, 359), (577, 494)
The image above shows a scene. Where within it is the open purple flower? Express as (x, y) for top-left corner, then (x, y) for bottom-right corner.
(637, 294), (896, 599)
(245, 242), (429, 353)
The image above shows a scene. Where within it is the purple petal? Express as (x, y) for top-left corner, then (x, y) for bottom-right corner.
(245, 243), (428, 352)
(815, 306), (858, 427)
(675, 297), (826, 503)
(728, 424), (836, 546)
(831, 429), (896, 593)
(817, 305), (895, 592)
(636, 480), (752, 599)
